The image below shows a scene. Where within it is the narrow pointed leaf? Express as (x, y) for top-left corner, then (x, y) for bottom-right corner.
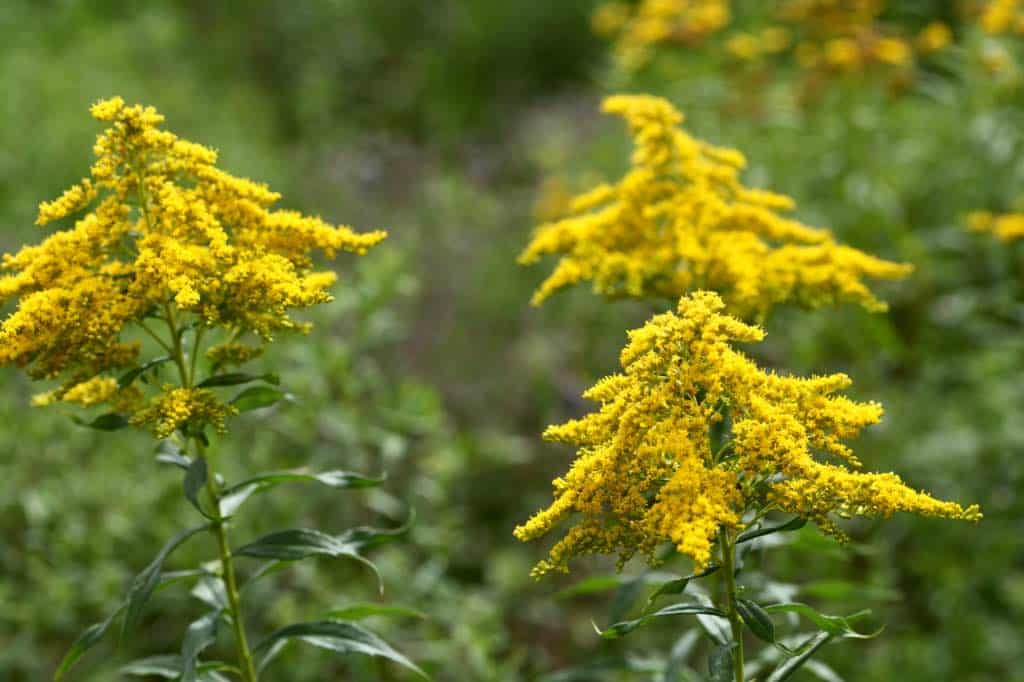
(253, 620), (426, 679)
(738, 517), (806, 544)
(218, 469), (383, 518)
(119, 356), (171, 388)
(765, 632), (833, 682)
(231, 386), (286, 412)
(54, 606), (123, 680)
(184, 457), (212, 519)
(197, 372), (279, 388)
(121, 524), (210, 640)
(598, 603), (727, 639)
(555, 575), (624, 600)
(645, 565), (719, 611)
(737, 598), (776, 643)
(182, 611), (220, 682)
(73, 413), (129, 431)
(324, 603), (427, 622)
(764, 603), (881, 639)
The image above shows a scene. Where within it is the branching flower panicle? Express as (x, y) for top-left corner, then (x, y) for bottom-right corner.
(515, 291), (980, 577)
(0, 97), (386, 434)
(519, 95), (912, 317)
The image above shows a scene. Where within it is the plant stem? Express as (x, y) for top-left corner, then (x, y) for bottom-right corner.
(197, 439), (260, 682)
(720, 528), (745, 682)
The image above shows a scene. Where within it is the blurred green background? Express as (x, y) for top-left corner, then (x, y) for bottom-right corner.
(0, 1), (1021, 680)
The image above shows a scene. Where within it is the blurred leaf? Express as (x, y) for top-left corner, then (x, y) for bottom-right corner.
(73, 413), (129, 431)
(181, 611), (220, 682)
(645, 565), (720, 612)
(197, 372), (279, 388)
(542, 656), (663, 681)
(736, 598), (776, 643)
(764, 603), (881, 639)
(253, 620), (427, 678)
(231, 386), (287, 412)
(737, 517), (806, 544)
(597, 602), (727, 639)
(121, 524), (210, 640)
(708, 643), (735, 682)
(218, 469), (383, 518)
(121, 655), (233, 681)
(54, 606), (123, 680)
(555, 574), (624, 600)
(324, 602), (426, 621)
(184, 457), (212, 519)
(155, 440), (191, 469)
(764, 632), (833, 682)
(664, 630), (702, 682)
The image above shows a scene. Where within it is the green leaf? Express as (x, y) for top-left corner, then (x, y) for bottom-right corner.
(121, 524), (210, 640)
(764, 632), (833, 682)
(73, 413), (130, 431)
(191, 575), (229, 611)
(737, 517), (806, 544)
(736, 598), (776, 643)
(708, 643), (735, 682)
(184, 457), (212, 519)
(664, 631), (701, 682)
(120, 655), (234, 681)
(218, 469), (383, 518)
(597, 603), (728, 639)
(231, 386), (286, 412)
(182, 611), (220, 682)
(541, 656), (663, 681)
(155, 441), (191, 469)
(197, 372), (279, 388)
(54, 606), (123, 680)
(118, 356), (171, 388)
(324, 602), (427, 622)
(645, 565), (720, 612)
(253, 620), (427, 679)
(555, 575), (624, 600)
(764, 603), (881, 639)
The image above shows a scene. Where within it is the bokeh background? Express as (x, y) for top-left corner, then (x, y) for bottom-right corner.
(1, 1), (1021, 680)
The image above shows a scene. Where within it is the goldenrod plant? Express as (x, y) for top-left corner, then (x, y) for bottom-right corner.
(0, 98), (423, 681)
(520, 95), (912, 317)
(517, 292), (981, 680)
(967, 209), (1024, 241)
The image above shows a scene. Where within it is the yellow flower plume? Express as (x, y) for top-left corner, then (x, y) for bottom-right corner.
(515, 291), (980, 577)
(519, 95), (912, 318)
(0, 97), (386, 434)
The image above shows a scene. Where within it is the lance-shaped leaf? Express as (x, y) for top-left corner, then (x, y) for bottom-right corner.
(121, 655), (234, 681)
(708, 643), (735, 682)
(644, 565), (720, 612)
(737, 517), (807, 544)
(121, 524), (210, 640)
(54, 605), (124, 680)
(182, 611), (221, 682)
(253, 620), (427, 679)
(73, 413), (129, 431)
(218, 469), (384, 518)
(764, 603), (881, 639)
(184, 457), (213, 519)
(118, 356), (171, 388)
(197, 372), (279, 388)
(764, 632), (833, 682)
(324, 602), (427, 622)
(231, 386), (287, 412)
(736, 598), (776, 643)
(597, 602), (728, 639)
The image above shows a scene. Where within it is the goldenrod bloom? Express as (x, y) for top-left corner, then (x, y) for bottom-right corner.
(515, 292), (980, 576)
(967, 210), (1024, 241)
(520, 95), (912, 317)
(0, 98), (386, 434)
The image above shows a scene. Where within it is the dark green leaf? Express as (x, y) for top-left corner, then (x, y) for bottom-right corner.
(197, 372), (279, 388)
(253, 620), (427, 678)
(598, 603), (727, 639)
(608, 577), (646, 624)
(764, 603), (881, 639)
(645, 565), (719, 611)
(54, 607), (123, 680)
(324, 603), (427, 621)
(182, 611), (220, 682)
(121, 524), (210, 640)
(231, 386), (286, 412)
(184, 457), (211, 519)
(737, 517), (806, 544)
(118, 356), (171, 388)
(218, 469), (383, 518)
(737, 598), (776, 643)
(708, 643), (735, 682)
(73, 413), (129, 431)
(764, 632), (833, 682)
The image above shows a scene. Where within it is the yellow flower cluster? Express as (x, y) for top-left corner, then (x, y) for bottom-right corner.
(967, 210), (1024, 241)
(0, 97), (386, 436)
(131, 387), (237, 439)
(515, 291), (980, 576)
(981, 0), (1024, 35)
(519, 95), (911, 317)
(592, 0), (731, 70)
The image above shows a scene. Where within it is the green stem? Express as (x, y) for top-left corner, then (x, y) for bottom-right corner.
(720, 528), (745, 682)
(197, 440), (260, 682)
